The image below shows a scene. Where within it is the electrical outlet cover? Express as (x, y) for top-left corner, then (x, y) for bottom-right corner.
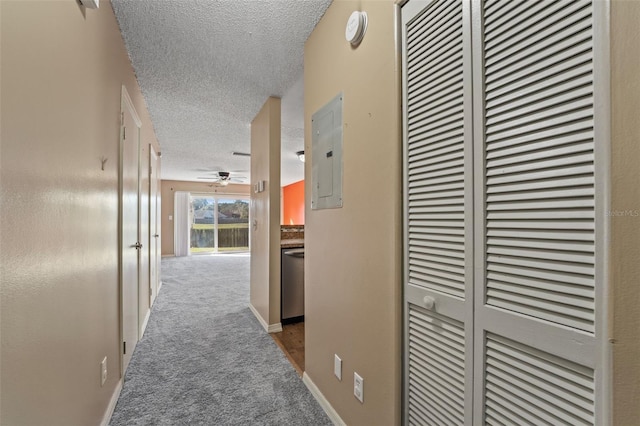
(354, 372), (364, 403)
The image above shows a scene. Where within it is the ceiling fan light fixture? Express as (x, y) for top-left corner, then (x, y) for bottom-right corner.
(219, 180), (230, 186)
(296, 150), (305, 163)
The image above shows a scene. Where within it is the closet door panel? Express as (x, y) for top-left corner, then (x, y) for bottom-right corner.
(473, 1), (604, 424)
(403, 0), (474, 424)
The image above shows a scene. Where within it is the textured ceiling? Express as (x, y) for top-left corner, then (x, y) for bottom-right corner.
(111, 0), (332, 186)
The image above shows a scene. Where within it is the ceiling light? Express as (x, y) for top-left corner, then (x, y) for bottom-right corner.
(296, 150), (305, 162)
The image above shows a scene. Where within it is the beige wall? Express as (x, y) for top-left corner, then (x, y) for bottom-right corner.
(611, 1), (640, 424)
(160, 180), (250, 256)
(250, 97), (282, 327)
(0, 1), (159, 425)
(304, 1), (402, 425)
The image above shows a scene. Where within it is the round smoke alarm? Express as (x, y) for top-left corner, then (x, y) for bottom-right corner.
(345, 11), (367, 46)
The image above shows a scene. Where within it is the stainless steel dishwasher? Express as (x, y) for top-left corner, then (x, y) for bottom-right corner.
(281, 248), (304, 323)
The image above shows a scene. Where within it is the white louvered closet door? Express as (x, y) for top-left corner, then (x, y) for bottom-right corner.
(402, 0), (474, 424)
(403, 0), (609, 425)
(472, 0), (606, 424)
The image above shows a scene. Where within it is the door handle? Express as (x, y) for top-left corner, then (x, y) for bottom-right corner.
(133, 242), (143, 249)
(423, 296), (435, 310)
(153, 234), (159, 238)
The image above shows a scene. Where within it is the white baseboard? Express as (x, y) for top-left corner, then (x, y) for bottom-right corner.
(268, 322), (283, 333)
(140, 308), (151, 337)
(302, 372), (346, 426)
(249, 303), (282, 333)
(100, 379), (123, 426)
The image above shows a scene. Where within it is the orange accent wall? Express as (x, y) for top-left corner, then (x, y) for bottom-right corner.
(283, 180), (305, 225)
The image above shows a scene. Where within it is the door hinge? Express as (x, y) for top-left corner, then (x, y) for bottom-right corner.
(121, 111), (124, 124)
(123, 341), (126, 354)
(123, 126), (126, 140)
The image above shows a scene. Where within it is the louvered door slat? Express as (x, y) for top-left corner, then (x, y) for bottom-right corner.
(409, 31), (462, 76)
(485, 176), (595, 196)
(485, 62), (593, 112)
(410, 85), (463, 122)
(487, 187), (594, 204)
(409, 145), (464, 170)
(487, 264), (594, 288)
(487, 228), (593, 241)
(485, 334), (595, 425)
(487, 141), (593, 169)
(486, 94), (593, 130)
(484, 0), (550, 39)
(487, 272), (594, 298)
(487, 253), (593, 277)
(485, 2), (590, 60)
(407, 0), (459, 50)
(409, 130), (463, 155)
(486, 166), (594, 188)
(408, 66), (463, 110)
(483, 0), (523, 19)
(408, 307), (466, 425)
(410, 362), (465, 407)
(410, 155), (464, 175)
(485, 2), (590, 65)
(410, 197), (464, 208)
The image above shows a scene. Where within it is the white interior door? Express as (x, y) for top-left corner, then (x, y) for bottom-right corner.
(120, 86), (142, 374)
(471, 1), (603, 423)
(139, 142), (150, 333)
(403, 0), (474, 423)
(149, 146), (159, 305)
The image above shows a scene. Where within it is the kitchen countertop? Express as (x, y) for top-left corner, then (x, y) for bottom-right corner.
(281, 239), (304, 249)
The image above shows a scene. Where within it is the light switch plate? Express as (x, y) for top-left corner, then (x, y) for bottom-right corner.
(334, 354), (342, 381)
(100, 356), (107, 387)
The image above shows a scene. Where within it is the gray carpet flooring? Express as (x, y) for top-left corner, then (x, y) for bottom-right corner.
(109, 254), (331, 426)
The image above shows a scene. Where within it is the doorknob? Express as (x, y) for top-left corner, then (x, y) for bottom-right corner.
(133, 242), (143, 249)
(153, 234), (159, 238)
(423, 296), (435, 310)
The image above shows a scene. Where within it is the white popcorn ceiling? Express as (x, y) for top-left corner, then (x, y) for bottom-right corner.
(111, 0), (332, 186)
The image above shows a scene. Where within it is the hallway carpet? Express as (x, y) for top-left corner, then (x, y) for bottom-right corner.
(109, 254), (331, 426)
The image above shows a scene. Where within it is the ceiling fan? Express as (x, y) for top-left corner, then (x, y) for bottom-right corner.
(196, 171), (248, 186)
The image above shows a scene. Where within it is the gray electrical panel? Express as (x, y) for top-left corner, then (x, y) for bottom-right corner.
(311, 93), (343, 210)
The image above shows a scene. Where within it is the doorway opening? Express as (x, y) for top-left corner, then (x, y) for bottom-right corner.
(189, 195), (249, 254)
